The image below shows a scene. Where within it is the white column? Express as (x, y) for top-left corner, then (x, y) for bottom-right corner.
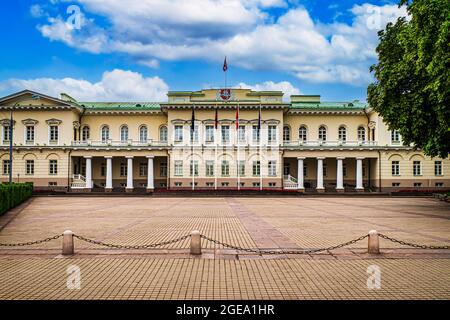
(105, 156), (113, 190)
(146, 156), (154, 191)
(316, 157), (325, 191)
(84, 156), (92, 189)
(297, 157), (305, 190)
(126, 156), (134, 190)
(356, 157), (364, 191)
(336, 157), (345, 191)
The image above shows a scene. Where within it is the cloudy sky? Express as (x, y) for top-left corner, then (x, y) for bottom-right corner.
(0, 0), (407, 102)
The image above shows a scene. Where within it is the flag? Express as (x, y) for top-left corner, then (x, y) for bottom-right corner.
(235, 104), (239, 130)
(257, 105), (261, 130)
(190, 107), (195, 140)
(223, 56), (228, 72)
(214, 107), (218, 129)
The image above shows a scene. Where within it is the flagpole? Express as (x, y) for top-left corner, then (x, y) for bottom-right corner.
(259, 104), (262, 191)
(191, 106), (195, 191)
(214, 105), (218, 190)
(237, 106), (239, 191)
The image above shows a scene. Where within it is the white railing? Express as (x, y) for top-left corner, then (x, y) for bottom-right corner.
(72, 139), (169, 147)
(283, 174), (297, 183)
(72, 174), (86, 181)
(71, 181), (86, 189)
(283, 140), (378, 147)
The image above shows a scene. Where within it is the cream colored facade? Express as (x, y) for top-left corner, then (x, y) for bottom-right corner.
(0, 89), (448, 192)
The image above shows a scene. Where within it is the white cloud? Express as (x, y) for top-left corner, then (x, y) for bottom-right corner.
(30, 4), (45, 18)
(237, 81), (300, 101)
(0, 69), (169, 101)
(35, 1), (408, 85)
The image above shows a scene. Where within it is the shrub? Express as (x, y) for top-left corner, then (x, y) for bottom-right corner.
(0, 183), (33, 215)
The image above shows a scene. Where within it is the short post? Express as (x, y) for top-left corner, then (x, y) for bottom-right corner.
(190, 230), (202, 255)
(62, 230), (74, 255)
(368, 230), (380, 254)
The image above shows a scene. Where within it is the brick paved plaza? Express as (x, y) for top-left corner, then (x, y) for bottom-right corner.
(0, 196), (449, 299)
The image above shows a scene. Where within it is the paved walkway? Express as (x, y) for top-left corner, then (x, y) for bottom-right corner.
(0, 196), (449, 299)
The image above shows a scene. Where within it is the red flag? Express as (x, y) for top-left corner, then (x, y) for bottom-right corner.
(223, 56), (228, 72)
(235, 104), (239, 130)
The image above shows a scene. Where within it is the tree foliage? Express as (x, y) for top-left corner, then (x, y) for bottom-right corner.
(368, 0), (450, 158)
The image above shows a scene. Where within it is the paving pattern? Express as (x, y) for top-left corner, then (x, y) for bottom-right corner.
(0, 196), (449, 299)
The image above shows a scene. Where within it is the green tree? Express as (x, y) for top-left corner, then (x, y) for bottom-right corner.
(368, 0), (450, 158)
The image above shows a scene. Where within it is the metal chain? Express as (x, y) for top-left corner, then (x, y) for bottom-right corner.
(73, 234), (190, 249)
(200, 234), (369, 255)
(0, 234), (63, 247)
(378, 233), (450, 250)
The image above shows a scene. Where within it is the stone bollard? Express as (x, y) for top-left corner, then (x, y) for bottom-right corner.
(62, 230), (74, 255)
(368, 230), (380, 254)
(190, 230), (202, 255)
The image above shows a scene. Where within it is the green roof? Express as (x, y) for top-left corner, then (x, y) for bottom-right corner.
(79, 102), (161, 110)
(290, 101), (367, 110)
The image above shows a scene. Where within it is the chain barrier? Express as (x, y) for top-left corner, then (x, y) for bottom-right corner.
(378, 233), (450, 250)
(0, 234), (63, 247)
(200, 234), (369, 255)
(1, 233), (449, 251)
(72, 234), (190, 249)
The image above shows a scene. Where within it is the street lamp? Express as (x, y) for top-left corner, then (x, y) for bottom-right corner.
(9, 94), (40, 185)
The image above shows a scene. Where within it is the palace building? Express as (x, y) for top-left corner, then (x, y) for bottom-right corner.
(0, 88), (448, 193)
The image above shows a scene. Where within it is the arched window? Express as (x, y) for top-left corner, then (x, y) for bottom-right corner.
(101, 125), (109, 143)
(120, 125), (129, 142)
(81, 126), (90, 142)
(358, 126), (366, 141)
(338, 126), (347, 142)
(298, 126), (307, 142)
(283, 126), (291, 142)
(139, 125), (148, 143)
(318, 126), (327, 141)
(159, 125), (168, 142)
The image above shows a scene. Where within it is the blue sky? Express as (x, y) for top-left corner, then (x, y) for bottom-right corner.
(0, 0), (406, 102)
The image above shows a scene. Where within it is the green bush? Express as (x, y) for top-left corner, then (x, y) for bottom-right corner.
(0, 182), (33, 215)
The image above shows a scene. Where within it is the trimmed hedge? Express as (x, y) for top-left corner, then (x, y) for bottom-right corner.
(0, 183), (33, 216)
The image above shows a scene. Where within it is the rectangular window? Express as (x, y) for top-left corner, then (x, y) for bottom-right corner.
(435, 161), (443, 176)
(268, 182), (276, 187)
(413, 161), (421, 176)
(252, 125), (260, 142)
(26, 160), (34, 175)
(174, 125), (183, 142)
(392, 161), (400, 176)
(174, 161), (183, 176)
(304, 163), (307, 177)
(2, 160), (10, 175)
(268, 161), (276, 176)
(362, 163), (366, 177)
(49, 125), (58, 143)
(252, 182), (260, 187)
(139, 163), (147, 177)
(268, 125), (277, 142)
(3, 125), (10, 143)
(237, 160), (245, 176)
(49, 160), (58, 175)
(413, 182), (422, 187)
(205, 161), (214, 177)
(252, 161), (260, 176)
(435, 182), (444, 187)
(238, 125), (246, 142)
(205, 125), (214, 142)
(343, 163), (347, 177)
(48, 182), (57, 187)
(221, 160), (229, 176)
(26, 126), (35, 143)
(206, 182), (214, 187)
(323, 163), (327, 177)
(391, 130), (400, 143)
(190, 160), (199, 176)
(221, 182), (229, 187)
(160, 163), (167, 177)
(392, 182), (400, 187)
(174, 182), (182, 187)
(100, 163), (106, 177)
(221, 125), (230, 143)
(190, 125), (199, 142)
(120, 163), (127, 177)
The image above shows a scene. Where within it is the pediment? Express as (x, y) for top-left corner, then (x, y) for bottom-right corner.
(0, 90), (76, 108)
